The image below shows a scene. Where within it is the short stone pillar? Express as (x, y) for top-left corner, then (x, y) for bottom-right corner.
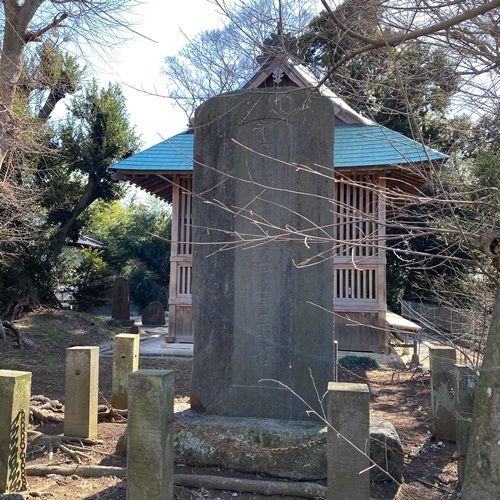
(429, 346), (456, 441)
(0, 370), (32, 493)
(127, 370), (174, 500)
(64, 346), (99, 439)
(327, 382), (370, 500)
(112, 334), (139, 409)
(454, 363), (477, 486)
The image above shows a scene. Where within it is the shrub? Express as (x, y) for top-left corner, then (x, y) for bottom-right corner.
(338, 355), (380, 370)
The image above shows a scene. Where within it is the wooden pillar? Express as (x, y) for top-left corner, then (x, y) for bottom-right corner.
(168, 175), (193, 342)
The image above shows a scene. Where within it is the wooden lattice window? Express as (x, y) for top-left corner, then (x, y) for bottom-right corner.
(176, 177), (192, 256)
(177, 265), (192, 296)
(334, 174), (380, 257)
(335, 268), (377, 300)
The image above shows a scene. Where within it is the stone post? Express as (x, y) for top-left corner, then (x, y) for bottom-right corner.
(327, 382), (370, 500)
(0, 370), (32, 493)
(127, 369), (174, 500)
(454, 363), (477, 486)
(111, 334), (139, 409)
(64, 346), (99, 439)
(429, 346), (456, 441)
(333, 340), (339, 382)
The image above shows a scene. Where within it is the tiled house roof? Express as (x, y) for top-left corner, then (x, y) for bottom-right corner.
(112, 123), (446, 174)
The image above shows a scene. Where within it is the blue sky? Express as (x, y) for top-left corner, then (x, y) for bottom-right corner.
(56, 0), (225, 151)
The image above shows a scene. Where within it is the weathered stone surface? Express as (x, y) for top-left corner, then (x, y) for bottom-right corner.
(142, 301), (166, 326)
(110, 408), (404, 483)
(327, 382), (370, 500)
(111, 334), (139, 410)
(127, 369), (174, 500)
(192, 88), (335, 421)
(0, 370), (32, 493)
(112, 276), (130, 321)
(454, 364), (477, 486)
(429, 346), (456, 441)
(173, 409), (327, 480)
(64, 347), (99, 440)
(369, 417), (404, 483)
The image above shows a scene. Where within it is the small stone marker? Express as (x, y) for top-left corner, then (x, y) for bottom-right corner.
(112, 334), (139, 409)
(141, 301), (166, 326)
(454, 363), (477, 486)
(327, 382), (370, 500)
(64, 346), (99, 439)
(127, 369), (174, 500)
(0, 370), (32, 493)
(429, 346), (456, 441)
(112, 276), (131, 321)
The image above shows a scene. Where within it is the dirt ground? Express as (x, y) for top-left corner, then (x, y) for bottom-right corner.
(0, 309), (459, 499)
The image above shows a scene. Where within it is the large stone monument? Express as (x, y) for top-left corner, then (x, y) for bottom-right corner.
(191, 88), (335, 421)
(111, 277), (134, 327)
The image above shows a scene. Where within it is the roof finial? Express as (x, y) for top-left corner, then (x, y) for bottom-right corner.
(277, 0), (283, 39)
(256, 1), (305, 65)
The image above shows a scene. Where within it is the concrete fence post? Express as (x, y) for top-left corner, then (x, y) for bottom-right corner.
(454, 363), (477, 487)
(111, 333), (139, 409)
(327, 382), (370, 500)
(64, 346), (99, 439)
(127, 369), (174, 500)
(0, 370), (32, 493)
(429, 346), (456, 441)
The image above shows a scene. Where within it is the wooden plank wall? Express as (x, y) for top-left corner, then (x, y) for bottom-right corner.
(168, 175), (194, 342)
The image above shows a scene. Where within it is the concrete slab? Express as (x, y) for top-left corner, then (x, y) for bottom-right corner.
(100, 324), (193, 359)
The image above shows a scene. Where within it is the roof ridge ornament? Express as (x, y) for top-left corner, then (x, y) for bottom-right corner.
(256, 28), (305, 64)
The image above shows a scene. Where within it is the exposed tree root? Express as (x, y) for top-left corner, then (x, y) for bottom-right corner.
(0, 491), (54, 499)
(97, 404), (127, 422)
(174, 474), (327, 498)
(30, 396), (64, 424)
(26, 464), (126, 478)
(28, 431), (103, 464)
(1, 320), (23, 348)
(26, 466), (327, 498)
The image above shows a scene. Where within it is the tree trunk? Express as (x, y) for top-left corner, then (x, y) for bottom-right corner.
(47, 174), (99, 258)
(462, 287), (500, 498)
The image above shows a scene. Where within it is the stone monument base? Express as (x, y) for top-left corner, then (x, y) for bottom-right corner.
(173, 408), (403, 483)
(174, 407), (326, 480)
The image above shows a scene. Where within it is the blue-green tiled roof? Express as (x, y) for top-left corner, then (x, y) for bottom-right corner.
(335, 125), (446, 167)
(112, 124), (446, 173)
(113, 130), (195, 172)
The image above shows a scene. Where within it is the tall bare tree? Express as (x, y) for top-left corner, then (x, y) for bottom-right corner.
(165, 0), (499, 496)
(0, 0), (138, 256)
